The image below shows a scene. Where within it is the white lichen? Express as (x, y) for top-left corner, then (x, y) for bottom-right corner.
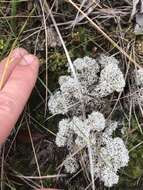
(93, 62), (125, 97)
(55, 119), (72, 147)
(85, 111), (106, 132)
(130, 88), (143, 106)
(98, 54), (119, 69)
(48, 55), (125, 116)
(60, 76), (80, 99)
(64, 156), (79, 174)
(100, 167), (119, 187)
(48, 91), (67, 114)
(135, 68), (143, 87)
(100, 137), (129, 171)
(129, 68), (143, 107)
(72, 56), (99, 73)
(98, 137), (129, 187)
(70, 56), (99, 87)
(55, 112), (129, 187)
(104, 120), (118, 136)
(48, 55), (128, 187)
(71, 116), (90, 139)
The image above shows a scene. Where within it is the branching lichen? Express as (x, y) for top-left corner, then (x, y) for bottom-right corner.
(48, 55), (129, 187)
(129, 68), (143, 106)
(48, 55), (125, 116)
(93, 61), (125, 97)
(55, 112), (129, 187)
(135, 68), (143, 87)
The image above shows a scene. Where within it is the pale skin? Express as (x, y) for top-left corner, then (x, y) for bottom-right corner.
(0, 48), (56, 190)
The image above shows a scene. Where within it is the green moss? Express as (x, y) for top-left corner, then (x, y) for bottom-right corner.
(48, 27), (97, 74)
(49, 51), (67, 72)
(114, 116), (143, 189)
(68, 27), (97, 58)
(0, 39), (4, 50)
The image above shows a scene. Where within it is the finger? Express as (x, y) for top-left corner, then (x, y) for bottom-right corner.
(0, 48), (28, 88)
(0, 53), (39, 144)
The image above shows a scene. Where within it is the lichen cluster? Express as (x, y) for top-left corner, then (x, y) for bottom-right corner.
(130, 68), (143, 106)
(48, 54), (129, 187)
(55, 112), (129, 187)
(48, 55), (125, 116)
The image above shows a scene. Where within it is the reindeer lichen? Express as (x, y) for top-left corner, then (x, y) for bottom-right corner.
(48, 55), (125, 116)
(129, 68), (143, 106)
(55, 112), (129, 187)
(48, 54), (129, 187)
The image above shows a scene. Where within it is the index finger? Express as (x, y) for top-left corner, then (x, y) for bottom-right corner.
(0, 52), (39, 144)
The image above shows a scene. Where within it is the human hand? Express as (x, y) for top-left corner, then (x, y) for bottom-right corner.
(0, 48), (58, 190)
(0, 48), (39, 144)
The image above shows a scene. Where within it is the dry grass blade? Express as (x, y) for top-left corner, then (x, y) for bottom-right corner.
(39, 0), (48, 117)
(11, 169), (42, 189)
(0, 7), (35, 90)
(87, 142), (95, 190)
(0, 55), (13, 89)
(129, 141), (143, 152)
(66, 0), (142, 69)
(17, 174), (66, 179)
(5, 114), (25, 160)
(71, 0), (95, 29)
(44, 1), (86, 119)
(26, 119), (43, 189)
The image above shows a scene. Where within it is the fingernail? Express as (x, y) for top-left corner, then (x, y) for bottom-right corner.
(19, 54), (37, 66)
(12, 48), (28, 59)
